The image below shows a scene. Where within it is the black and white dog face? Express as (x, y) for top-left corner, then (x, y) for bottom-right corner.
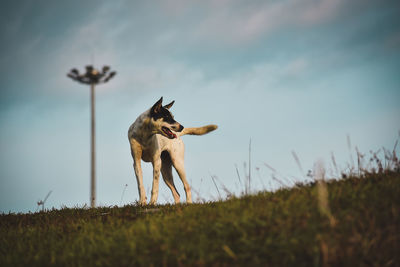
(150, 97), (184, 139)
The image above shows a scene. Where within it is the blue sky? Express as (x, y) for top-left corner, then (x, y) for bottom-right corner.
(0, 0), (399, 213)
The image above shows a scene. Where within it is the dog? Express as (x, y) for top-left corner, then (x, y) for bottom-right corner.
(128, 97), (217, 205)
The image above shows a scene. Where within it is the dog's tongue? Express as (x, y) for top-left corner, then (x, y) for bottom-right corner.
(163, 127), (177, 139)
(170, 130), (177, 139)
(168, 129), (175, 139)
(168, 129), (177, 139)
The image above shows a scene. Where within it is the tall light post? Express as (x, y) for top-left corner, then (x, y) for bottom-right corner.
(67, 65), (116, 208)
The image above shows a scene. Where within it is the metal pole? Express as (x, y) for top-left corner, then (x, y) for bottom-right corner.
(90, 83), (96, 208)
(67, 66), (115, 208)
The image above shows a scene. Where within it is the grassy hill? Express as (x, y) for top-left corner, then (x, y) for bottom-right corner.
(1, 171), (399, 266)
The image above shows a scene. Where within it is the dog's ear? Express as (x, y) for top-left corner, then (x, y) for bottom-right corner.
(164, 100), (174, 110)
(151, 97), (163, 114)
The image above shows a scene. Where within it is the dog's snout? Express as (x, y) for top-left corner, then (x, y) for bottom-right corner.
(171, 123), (184, 132)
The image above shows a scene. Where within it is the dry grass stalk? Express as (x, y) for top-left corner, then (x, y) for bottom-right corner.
(314, 159), (337, 227)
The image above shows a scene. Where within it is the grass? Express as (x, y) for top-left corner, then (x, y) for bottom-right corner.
(1, 170), (399, 266)
(1, 139), (399, 266)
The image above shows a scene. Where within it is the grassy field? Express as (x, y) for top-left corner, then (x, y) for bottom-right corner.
(1, 171), (399, 266)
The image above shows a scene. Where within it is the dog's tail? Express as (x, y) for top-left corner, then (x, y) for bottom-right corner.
(179, 124), (218, 136)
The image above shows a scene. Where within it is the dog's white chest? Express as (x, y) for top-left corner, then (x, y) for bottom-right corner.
(139, 135), (184, 162)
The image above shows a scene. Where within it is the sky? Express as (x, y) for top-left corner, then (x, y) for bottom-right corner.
(0, 0), (399, 213)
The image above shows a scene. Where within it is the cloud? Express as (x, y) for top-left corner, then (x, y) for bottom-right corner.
(285, 58), (309, 77)
(385, 32), (400, 50)
(297, 0), (343, 24)
(178, 0), (346, 46)
(0, 0), (397, 111)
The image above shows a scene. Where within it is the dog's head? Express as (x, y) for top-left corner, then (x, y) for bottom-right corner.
(150, 97), (184, 139)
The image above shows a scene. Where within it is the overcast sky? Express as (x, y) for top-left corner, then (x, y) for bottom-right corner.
(1, 0), (399, 213)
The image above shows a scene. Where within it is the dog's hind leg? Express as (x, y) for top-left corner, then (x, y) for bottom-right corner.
(161, 151), (180, 204)
(170, 152), (192, 204)
(173, 161), (192, 204)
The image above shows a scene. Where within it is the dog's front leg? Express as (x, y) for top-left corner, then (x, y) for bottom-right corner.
(149, 157), (162, 205)
(133, 158), (146, 205)
(130, 140), (146, 205)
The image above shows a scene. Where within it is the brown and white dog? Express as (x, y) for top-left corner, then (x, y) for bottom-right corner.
(128, 97), (217, 205)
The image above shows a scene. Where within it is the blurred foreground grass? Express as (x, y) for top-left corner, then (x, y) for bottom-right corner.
(1, 171), (399, 266)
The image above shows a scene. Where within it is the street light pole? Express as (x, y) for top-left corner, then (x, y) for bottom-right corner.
(67, 65), (116, 208)
(90, 82), (96, 207)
